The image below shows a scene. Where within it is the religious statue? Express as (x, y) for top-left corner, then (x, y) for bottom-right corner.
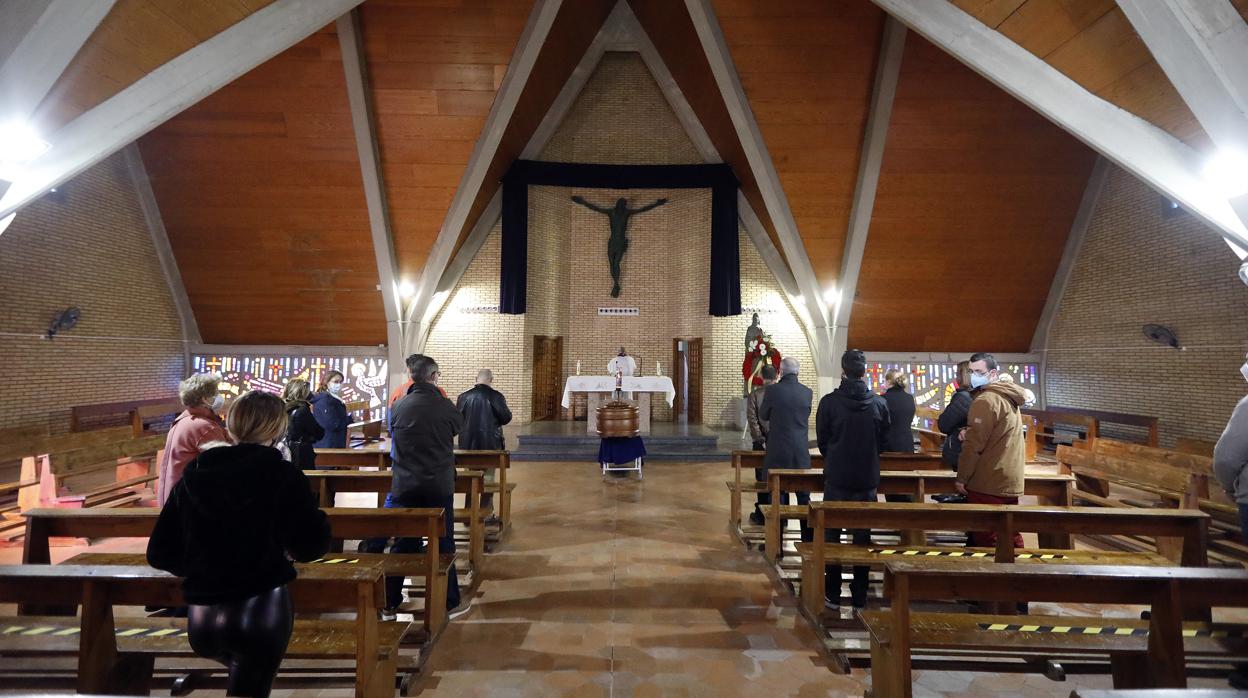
(571, 196), (668, 297)
(741, 317), (781, 397)
(744, 313), (762, 351)
(607, 347), (637, 399)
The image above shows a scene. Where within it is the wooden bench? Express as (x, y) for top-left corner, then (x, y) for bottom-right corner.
(863, 561), (1248, 697)
(130, 399), (183, 437)
(315, 447), (389, 469)
(913, 406), (945, 452)
(20, 506), (454, 636)
(799, 502), (1209, 621)
(69, 396), (181, 433)
(727, 450), (948, 529)
(0, 561), (407, 697)
(1025, 407), (1101, 451)
(763, 468), (1077, 562)
(305, 469), (487, 578)
(9, 428), (165, 513)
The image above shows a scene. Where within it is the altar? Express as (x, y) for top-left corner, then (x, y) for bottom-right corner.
(561, 376), (676, 434)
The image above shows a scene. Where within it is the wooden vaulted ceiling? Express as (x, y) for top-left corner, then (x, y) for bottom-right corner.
(59, 0), (1222, 351)
(951, 0), (1248, 150)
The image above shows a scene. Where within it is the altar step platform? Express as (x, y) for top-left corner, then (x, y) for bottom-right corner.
(511, 421), (739, 462)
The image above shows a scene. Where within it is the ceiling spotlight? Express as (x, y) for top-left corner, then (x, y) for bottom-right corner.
(824, 286), (842, 306)
(1203, 149), (1248, 199)
(0, 121), (50, 166)
(398, 280), (416, 298)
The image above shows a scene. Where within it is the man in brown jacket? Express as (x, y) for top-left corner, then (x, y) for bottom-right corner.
(956, 352), (1028, 548)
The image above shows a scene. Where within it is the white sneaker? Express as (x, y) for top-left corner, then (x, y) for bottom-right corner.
(447, 602), (472, 621)
(380, 607), (398, 622)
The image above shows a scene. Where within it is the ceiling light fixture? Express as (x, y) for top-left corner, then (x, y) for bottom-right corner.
(823, 286), (841, 307)
(1203, 148), (1248, 199)
(0, 121), (50, 175)
(398, 280), (416, 298)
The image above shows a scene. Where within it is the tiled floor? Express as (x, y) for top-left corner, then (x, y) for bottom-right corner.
(1, 459), (1240, 696)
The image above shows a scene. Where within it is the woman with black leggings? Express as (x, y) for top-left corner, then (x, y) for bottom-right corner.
(148, 390), (330, 697)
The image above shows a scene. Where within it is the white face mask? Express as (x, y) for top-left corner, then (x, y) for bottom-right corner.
(328, 381), (342, 395)
(210, 394), (225, 411)
(1240, 361), (1248, 384)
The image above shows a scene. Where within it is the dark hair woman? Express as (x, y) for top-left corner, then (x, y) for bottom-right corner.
(281, 378), (323, 470)
(146, 390), (331, 697)
(310, 369), (349, 448)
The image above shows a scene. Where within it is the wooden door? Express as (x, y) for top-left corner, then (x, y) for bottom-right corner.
(531, 336), (563, 421)
(672, 338), (703, 424)
(687, 338), (703, 424)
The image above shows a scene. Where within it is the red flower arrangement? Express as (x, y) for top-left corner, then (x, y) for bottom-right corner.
(742, 332), (782, 387)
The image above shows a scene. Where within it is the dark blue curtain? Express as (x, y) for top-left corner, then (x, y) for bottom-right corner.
(499, 160), (741, 316)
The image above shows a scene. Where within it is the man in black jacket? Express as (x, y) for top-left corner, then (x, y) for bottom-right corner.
(457, 369), (512, 517)
(383, 355), (467, 619)
(815, 349), (890, 608)
(759, 357), (814, 541)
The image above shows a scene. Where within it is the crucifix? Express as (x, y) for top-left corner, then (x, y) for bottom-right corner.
(571, 195), (668, 297)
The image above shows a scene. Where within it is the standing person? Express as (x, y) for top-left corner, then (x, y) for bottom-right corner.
(746, 364), (778, 526)
(457, 369), (513, 518)
(759, 357), (814, 542)
(880, 369), (916, 452)
(938, 360), (974, 469)
(388, 354), (447, 406)
(1214, 356), (1248, 691)
(158, 373), (230, 506)
(379, 356), (469, 620)
(816, 350), (890, 607)
(311, 370), (348, 448)
(880, 368), (916, 503)
(281, 378), (323, 471)
(147, 390), (330, 698)
(956, 352), (1028, 548)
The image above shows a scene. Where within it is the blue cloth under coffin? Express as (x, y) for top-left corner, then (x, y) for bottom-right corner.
(598, 436), (646, 464)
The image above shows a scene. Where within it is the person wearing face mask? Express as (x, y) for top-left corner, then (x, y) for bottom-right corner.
(147, 390), (330, 698)
(955, 352), (1028, 549)
(158, 372), (231, 506)
(310, 370), (350, 448)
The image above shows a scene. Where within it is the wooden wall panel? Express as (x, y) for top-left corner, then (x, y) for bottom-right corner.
(360, 0), (533, 280)
(951, 0), (1215, 148)
(710, 0), (884, 291)
(849, 34), (1096, 352)
(139, 27), (384, 346)
(34, 0), (277, 133)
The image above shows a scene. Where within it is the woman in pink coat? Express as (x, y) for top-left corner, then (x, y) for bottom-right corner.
(157, 373), (230, 506)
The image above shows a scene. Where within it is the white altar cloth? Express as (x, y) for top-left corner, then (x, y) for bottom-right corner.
(560, 376), (676, 409)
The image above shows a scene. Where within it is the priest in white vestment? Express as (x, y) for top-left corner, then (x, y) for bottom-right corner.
(607, 347), (637, 398)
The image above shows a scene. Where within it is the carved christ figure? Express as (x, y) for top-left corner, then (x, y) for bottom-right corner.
(571, 195), (668, 297)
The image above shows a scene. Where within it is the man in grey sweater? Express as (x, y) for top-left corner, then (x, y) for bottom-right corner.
(1212, 365), (1248, 691)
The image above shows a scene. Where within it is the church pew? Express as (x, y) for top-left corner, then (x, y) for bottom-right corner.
(799, 502), (1209, 621)
(727, 450), (947, 529)
(3, 426), (135, 512)
(913, 407), (945, 452)
(69, 396), (181, 433)
(863, 561), (1248, 697)
(1025, 408), (1100, 451)
(130, 399), (183, 437)
(762, 469), (1076, 561)
(14, 429), (165, 513)
(20, 506), (453, 636)
(315, 447), (388, 469)
(0, 562), (407, 697)
(304, 469), (487, 578)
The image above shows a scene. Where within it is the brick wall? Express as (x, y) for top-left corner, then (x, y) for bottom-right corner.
(425, 52), (816, 426)
(1045, 164), (1248, 446)
(0, 152), (185, 433)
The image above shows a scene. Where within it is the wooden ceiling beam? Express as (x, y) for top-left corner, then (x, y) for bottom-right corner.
(402, 0), (564, 357)
(0, 0), (115, 126)
(684, 0), (835, 383)
(337, 7), (402, 379)
(871, 0), (1248, 262)
(1117, 0), (1248, 253)
(833, 16), (906, 359)
(0, 0), (365, 221)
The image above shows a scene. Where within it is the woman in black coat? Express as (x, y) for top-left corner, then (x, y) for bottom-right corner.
(880, 369), (917, 453)
(938, 360), (975, 468)
(282, 378), (324, 470)
(147, 390), (330, 698)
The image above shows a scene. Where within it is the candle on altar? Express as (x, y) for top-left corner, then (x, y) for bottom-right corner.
(576, 360), (581, 375)
(656, 361), (661, 376)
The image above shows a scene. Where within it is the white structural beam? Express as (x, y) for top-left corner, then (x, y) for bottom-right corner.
(1030, 156), (1110, 353)
(0, 0), (115, 124)
(123, 143), (200, 372)
(833, 16), (906, 359)
(1117, 0), (1248, 241)
(0, 0), (365, 222)
(402, 0), (564, 355)
(685, 0), (836, 386)
(871, 0), (1248, 260)
(337, 8), (405, 385)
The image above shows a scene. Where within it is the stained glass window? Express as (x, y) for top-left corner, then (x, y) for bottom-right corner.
(191, 354), (391, 421)
(864, 361), (1040, 427)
